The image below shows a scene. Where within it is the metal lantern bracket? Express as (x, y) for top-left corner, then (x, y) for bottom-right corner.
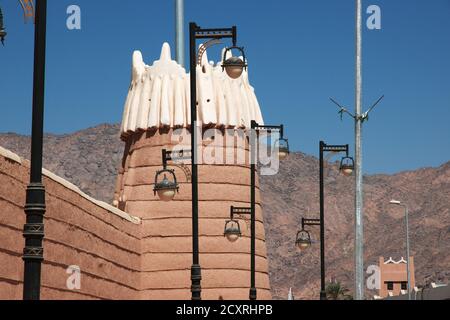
(321, 143), (349, 155)
(194, 26), (236, 44)
(230, 206), (251, 217)
(193, 25), (237, 68)
(302, 217), (321, 229)
(296, 218), (316, 248)
(340, 156), (355, 169)
(296, 229), (312, 242)
(251, 120), (285, 138)
(320, 142), (355, 170)
(224, 219), (242, 237)
(222, 46), (248, 70)
(162, 148), (192, 182)
(250, 120), (288, 167)
(197, 38), (222, 66)
(229, 206), (252, 229)
(276, 137), (290, 153)
(153, 168), (179, 195)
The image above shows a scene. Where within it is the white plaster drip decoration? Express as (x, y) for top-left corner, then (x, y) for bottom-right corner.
(384, 257), (407, 264)
(384, 257), (396, 264)
(396, 257), (407, 264)
(120, 42), (264, 138)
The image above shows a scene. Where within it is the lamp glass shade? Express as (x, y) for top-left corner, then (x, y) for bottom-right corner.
(296, 229), (312, 251)
(223, 57), (245, 79)
(157, 188), (177, 202)
(154, 174), (178, 202)
(278, 148), (289, 161)
(339, 156), (355, 176)
(225, 232), (240, 243)
(224, 220), (241, 243)
(340, 166), (354, 176)
(296, 239), (311, 250)
(276, 138), (289, 161)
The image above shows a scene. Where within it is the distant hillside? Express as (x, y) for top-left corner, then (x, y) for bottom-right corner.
(1, 123), (449, 299)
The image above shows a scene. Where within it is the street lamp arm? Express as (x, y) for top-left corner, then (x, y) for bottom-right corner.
(251, 120), (285, 137)
(302, 217), (321, 229)
(230, 206), (252, 218)
(161, 149), (192, 182)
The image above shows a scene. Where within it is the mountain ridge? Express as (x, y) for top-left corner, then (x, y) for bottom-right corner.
(1, 123), (448, 300)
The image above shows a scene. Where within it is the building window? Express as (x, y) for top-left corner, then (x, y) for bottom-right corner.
(387, 282), (394, 290)
(401, 282), (407, 290)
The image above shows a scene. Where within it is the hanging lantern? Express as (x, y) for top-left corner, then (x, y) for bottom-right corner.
(224, 219), (242, 243)
(339, 156), (355, 176)
(153, 169), (179, 202)
(222, 46), (248, 79)
(0, 7), (7, 45)
(295, 229), (312, 251)
(276, 138), (290, 161)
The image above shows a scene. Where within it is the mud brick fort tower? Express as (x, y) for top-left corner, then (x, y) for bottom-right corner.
(0, 43), (271, 300)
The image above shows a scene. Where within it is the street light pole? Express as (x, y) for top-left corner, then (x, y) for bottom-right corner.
(318, 141), (352, 300)
(330, 1), (384, 299)
(23, 0), (47, 300)
(405, 205), (411, 301)
(189, 22), (201, 301)
(354, 0), (364, 301)
(250, 123), (257, 300)
(319, 142), (326, 300)
(175, 0), (184, 67)
(189, 22), (240, 300)
(249, 121), (288, 300)
(225, 122), (288, 300)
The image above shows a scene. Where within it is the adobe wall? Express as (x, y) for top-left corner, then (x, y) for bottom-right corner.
(0, 148), (141, 300)
(114, 128), (272, 300)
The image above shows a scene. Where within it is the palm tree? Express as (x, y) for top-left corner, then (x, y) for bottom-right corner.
(325, 280), (353, 300)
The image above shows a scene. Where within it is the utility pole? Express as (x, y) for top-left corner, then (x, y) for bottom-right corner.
(354, 0), (364, 300)
(175, 0), (184, 67)
(329, 0), (384, 300)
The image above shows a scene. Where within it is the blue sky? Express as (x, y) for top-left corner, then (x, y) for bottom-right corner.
(0, 0), (449, 174)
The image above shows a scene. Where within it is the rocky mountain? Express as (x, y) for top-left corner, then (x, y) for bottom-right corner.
(1, 123), (449, 300)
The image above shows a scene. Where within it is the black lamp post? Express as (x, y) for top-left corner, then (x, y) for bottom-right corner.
(245, 120), (288, 300)
(297, 141), (354, 300)
(22, 0), (47, 300)
(189, 22), (247, 300)
(224, 122), (288, 300)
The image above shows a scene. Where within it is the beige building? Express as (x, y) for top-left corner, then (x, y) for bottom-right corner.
(379, 256), (415, 298)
